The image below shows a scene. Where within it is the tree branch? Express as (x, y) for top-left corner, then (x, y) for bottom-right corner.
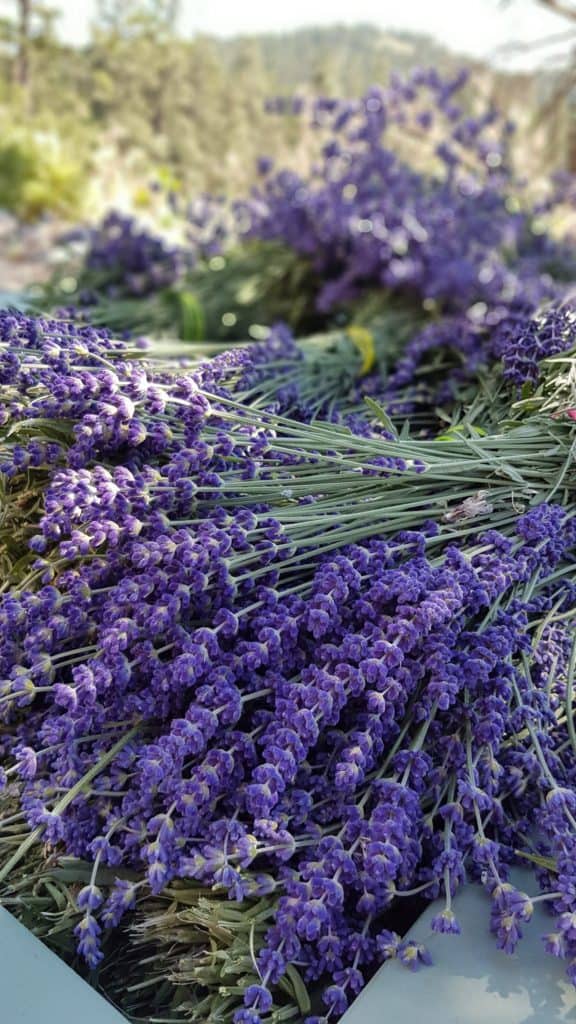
(537, 0), (576, 23)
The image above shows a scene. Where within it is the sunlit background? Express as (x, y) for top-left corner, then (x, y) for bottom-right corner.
(42, 0), (573, 67)
(0, 0), (574, 287)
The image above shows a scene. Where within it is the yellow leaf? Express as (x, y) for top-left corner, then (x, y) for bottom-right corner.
(347, 325), (376, 375)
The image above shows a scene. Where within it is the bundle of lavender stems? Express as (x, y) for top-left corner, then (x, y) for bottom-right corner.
(0, 297), (573, 1024)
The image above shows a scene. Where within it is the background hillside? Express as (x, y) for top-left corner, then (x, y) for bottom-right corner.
(0, 2), (571, 222)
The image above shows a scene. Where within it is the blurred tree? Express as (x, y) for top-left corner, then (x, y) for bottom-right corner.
(16, 0), (30, 88)
(0, 1), (59, 100)
(95, 0), (180, 37)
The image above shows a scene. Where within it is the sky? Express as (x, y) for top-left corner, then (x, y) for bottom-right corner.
(50, 0), (574, 69)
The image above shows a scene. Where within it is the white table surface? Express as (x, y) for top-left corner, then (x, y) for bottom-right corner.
(0, 907), (125, 1022)
(341, 870), (576, 1024)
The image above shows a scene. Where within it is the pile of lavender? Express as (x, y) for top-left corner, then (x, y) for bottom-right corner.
(0, 297), (576, 1024)
(40, 68), (575, 355)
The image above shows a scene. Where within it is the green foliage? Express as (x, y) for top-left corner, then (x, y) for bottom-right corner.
(0, 125), (85, 220)
(38, 241), (323, 340)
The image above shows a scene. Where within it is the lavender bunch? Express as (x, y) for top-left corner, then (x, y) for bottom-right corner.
(1, 307), (576, 1023)
(37, 69), (576, 361)
(42, 237), (317, 342)
(0, 307), (572, 566)
(1, 502), (576, 1020)
(36, 212), (201, 342)
(77, 211), (186, 301)
(223, 69), (574, 414)
(236, 69), (565, 318)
